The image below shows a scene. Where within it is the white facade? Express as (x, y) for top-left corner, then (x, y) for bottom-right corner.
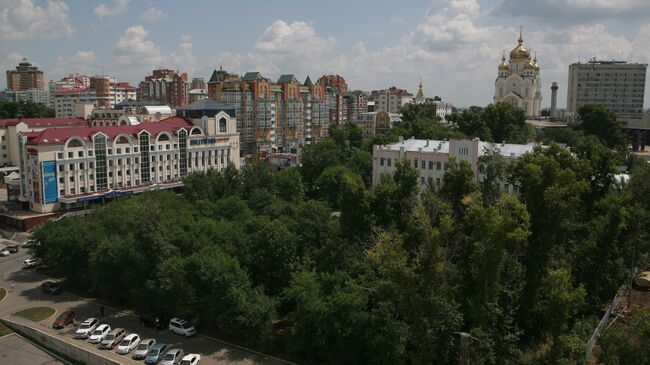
(494, 33), (542, 117)
(372, 87), (414, 114)
(567, 60), (647, 114)
(373, 137), (537, 193)
(53, 89), (97, 118)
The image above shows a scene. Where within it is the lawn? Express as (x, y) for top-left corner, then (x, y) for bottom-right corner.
(14, 307), (55, 322)
(0, 287), (5, 301)
(0, 322), (11, 337)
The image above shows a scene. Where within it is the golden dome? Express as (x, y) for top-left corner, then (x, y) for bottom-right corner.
(499, 61), (509, 71)
(509, 34), (530, 60)
(524, 61), (535, 70)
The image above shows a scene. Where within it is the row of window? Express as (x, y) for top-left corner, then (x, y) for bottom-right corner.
(379, 157), (449, 171)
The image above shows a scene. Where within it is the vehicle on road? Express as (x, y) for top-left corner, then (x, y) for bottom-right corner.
(22, 258), (41, 269)
(52, 310), (75, 329)
(140, 314), (167, 330)
(40, 281), (62, 295)
(161, 348), (184, 365)
(169, 318), (196, 337)
(6, 245), (19, 253)
(116, 333), (141, 355)
(88, 324), (111, 344)
(132, 338), (156, 360)
(179, 353), (201, 365)
(74, 318), (99, 339)
(99, 328), (126, 349)
(0, 249), (9, 256)
(145, 343), (169, 364)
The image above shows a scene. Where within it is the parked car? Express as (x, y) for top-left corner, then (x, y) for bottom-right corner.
(6, 245), (19, 253)
(179, 353), (201, 365)
(161, 348), (184, 365)
(52, 310), (75, 329)
(140, 314), (167, 330)
(116, 333), (141, 355)
(145, 343), (168, 364)
(74, 318), (99, 339)
(40, 281), (61, 295)
(22, 258), (41, 269)
(169, 318), (196, 337)
(99, 328), (126, 349)
(0, 249), (9, 257)
(132, 338), (156, 360)
(88, 324), (111, 344)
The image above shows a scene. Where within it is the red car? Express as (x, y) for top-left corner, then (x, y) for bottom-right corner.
(52, 311), (75, 329)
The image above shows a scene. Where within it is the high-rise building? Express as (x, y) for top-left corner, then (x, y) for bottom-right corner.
(6, 58), (45, 91)
(138, 69), (189, 108)
(191, 77), (206, 90)
(343, 90), (369, 121)
(566, 60), (647, 114)
(51, 74), (137, 117)
(317, 74), (348, 125)
(207, 68), (337, 157)
(494, 30), (542, 117)
(371, 86), (413, 114)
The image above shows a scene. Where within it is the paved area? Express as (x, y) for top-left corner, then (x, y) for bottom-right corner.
(0, 333), (64, 365)
(0, 238), (293, 365)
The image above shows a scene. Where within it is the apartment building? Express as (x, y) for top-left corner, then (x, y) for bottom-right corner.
(6, 58), (45, 91)
(19, 100), (239, 213)
(371, 87), (413, 114)
(51, 75), (137, 117)
(373, 137), (536, 193)
(353, 111), (401, 138)
(567, 60), (647, 114)
(138, 68), (189, 108)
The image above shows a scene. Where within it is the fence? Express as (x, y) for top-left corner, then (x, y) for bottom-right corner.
(585, 285), (626, 359)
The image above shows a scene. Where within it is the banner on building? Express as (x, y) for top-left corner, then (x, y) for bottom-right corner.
(41, 160), (57, 204)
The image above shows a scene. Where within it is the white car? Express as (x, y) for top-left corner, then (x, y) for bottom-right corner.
(116, 333), (140, 355)
(169, 318), (197, 337)
(74, 318), (99, 339)
(22, 258), (42, 269)
(179, 354), (201, 365)
(88, 324), (111, 344)
(0, 249), (9, 257)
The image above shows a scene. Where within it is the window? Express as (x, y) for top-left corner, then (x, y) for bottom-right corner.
(58, 177), (64, 183)
(436, 162), (441, 170)
(58, 165), (64, 172)
(421, 160), (425, 169)
(116, 148), (121, 154)
(420, 177), (425, 185)
(387, 158), (391, 167)
(68, 152), (73, 158)
(57, 152), (63, 159)
(108, 149), (113, 155)
(380, 158), (385, 166)
(69, 176), (74, 182)
(219, 117), (227, 133)
(69, 163), (74, 171)
(436, 178), (441, 186)
(126, 148), (130, 153)
(413, 159), (418, 168)
(88, 150), (93, 157)
(79, 162), (84, 169)
(429, 161), (434, 170)
(78, 151), (84, 157)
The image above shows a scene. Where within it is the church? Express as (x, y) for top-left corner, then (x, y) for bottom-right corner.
(494, 30), (542, 117)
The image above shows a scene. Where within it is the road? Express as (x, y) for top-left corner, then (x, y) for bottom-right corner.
(0, 237), (293, 365)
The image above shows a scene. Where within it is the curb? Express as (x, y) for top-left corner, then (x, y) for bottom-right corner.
(0, 287), (5, 304)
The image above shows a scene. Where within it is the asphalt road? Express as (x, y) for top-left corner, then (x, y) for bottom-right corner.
(0, 238), (293, 365)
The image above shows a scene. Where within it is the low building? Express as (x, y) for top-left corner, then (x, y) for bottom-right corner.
(0, 117), (88, 167)
(189, 88), (208, 103)
(19, 100), (239, 213)
(0, 89), (49, 105)
(352, 111), (401, 137)
(373, 137), (537, 193)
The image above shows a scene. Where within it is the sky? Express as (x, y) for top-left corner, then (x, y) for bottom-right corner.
(1, 0), (649, 109)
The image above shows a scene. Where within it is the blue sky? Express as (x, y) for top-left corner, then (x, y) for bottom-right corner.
(1, 0), (649, 109)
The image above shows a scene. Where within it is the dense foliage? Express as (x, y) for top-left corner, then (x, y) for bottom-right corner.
(31, 104), (650, 364)
(0, 100), (54, 118)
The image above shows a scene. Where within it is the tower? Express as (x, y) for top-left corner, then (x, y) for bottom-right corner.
(415, 78), (425, 104)
(550, 82), (558, 117)
(493, 28), (542, 117)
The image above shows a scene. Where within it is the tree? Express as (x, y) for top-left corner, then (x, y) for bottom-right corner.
(272, 167), (304, 203)
(0, 100), (54, 118)
(534, 268), (586, 340)
(441, 157), (478, 215)
(478, 146), (507, 206)
(300, 140), (346, 192)
(578, 104), (626, 149)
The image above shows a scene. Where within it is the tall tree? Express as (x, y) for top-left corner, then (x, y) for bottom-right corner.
(578, 103), (626, 149)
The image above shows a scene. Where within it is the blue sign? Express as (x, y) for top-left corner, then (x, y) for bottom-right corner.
(42, 161), (57, 204)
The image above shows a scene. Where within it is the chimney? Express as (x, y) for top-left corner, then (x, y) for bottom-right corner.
(550, 82), (558, 117)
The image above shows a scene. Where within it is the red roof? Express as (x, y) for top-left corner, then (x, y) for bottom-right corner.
(25, 117), (193, 146)
(54, 87), (87, 94)
(0, 118), (88, 128)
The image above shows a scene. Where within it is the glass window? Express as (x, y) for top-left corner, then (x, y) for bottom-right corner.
(78, 151), (84, 157)
(380, 158), (385, 166)
(68, 152), (73, 158)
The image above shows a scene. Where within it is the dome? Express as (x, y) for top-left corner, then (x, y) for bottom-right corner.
(499, 61), (510, 71)
(509, 35), (530, 60)
(524, 62), (536, 70)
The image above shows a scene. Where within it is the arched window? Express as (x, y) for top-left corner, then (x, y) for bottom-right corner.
(67, 139), (83, 148)
(116, 136), (130, 144)
(219, 117), (227, 133)
(157, 134), (170, 142)
(190, 128), (202, 135)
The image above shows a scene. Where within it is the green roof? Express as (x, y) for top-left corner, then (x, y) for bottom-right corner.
(208, 70), (219, 83)
(304, 76), (313, 86)
(277, 74), (298, 84)
(242, 72), (262, 81)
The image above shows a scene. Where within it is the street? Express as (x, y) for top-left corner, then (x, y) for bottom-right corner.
(0, 237), (293, 365)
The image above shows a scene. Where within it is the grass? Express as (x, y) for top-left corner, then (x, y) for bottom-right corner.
(0, 287), (5, 301)
(14, 307), (56, 322)
(0, 322), (11, 337)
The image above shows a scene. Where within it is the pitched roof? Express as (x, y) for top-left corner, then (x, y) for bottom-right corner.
(0, 118), (88, 128)
(25, 117), (193, 146)
(277, 74), (298, 84)
(242, 72), (263, 81)
(208, 69), (220, 83)
(304, 76), (313, 86)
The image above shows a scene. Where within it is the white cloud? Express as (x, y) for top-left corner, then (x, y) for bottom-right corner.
(114, 25), (164, 67)
(180, 34), (192, 42)
(255, 20), (336, 55)
(389, 15), (404, 24)
(494, 0), (650, 24)
(141, 6), (166, 22)
(52, 50), (98, 76)
(0, 0), (74, 40)
(94, 0), (129, 19)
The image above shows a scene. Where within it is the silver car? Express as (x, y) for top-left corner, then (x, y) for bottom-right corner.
(98, 328), (126, 349)
(132, 338), (156, 360)
(160, 348), (184, 365)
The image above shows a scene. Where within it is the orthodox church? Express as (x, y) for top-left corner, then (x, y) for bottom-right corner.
(494, 30), (542, 117)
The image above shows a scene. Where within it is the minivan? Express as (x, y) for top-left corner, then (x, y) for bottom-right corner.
(99, 328), (126, 349)
(145, 343), (168, 364)
(169, 318), (196, 337)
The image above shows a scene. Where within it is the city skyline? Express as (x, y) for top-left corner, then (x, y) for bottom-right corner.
(1, 0), (649, 109)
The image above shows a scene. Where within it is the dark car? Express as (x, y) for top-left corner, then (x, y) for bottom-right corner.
(52, 310), (75, 329)
(41, 281), (61, 295)
(140, 314), (167, 330)
(6, 245), (19, 253)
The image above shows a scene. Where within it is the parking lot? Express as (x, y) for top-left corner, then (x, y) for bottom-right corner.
(0, 237), (293, 365)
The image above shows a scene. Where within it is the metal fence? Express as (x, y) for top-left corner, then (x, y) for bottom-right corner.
(586, 285), (626, 359)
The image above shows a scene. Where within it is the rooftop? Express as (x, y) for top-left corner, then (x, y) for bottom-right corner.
(0, 117), (88, 128)
(380, 138), (537, 157)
